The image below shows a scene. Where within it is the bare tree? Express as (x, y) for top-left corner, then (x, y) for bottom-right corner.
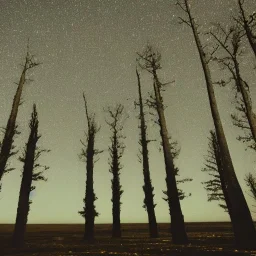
(235, 0), (256, 58)
(105, 104), (127, 238)
(79, 93), (102, 242)
(209, 23), (256, 148)
(231, 94), (256, 150)
(245, 173), (256, 212)
(176, 0), (256, 249)
(0, 48), (40, 185)
(12, 104), (49, 248)
(202, 130), (232, 217)
(162, 136), (192, 203)
(135, 68), (158, 238)
(137, 45), (188, 245)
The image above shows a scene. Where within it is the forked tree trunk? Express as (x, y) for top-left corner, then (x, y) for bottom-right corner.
(152, 73), (188, 244)
(136, 69), (158, 238)
(184, 0), (256, 248)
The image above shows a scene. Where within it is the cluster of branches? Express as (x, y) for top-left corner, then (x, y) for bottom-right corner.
(201, 130), (231, 215)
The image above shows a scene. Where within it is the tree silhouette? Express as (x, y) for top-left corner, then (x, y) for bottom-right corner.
(208, 23), (256, 150)
(137, 44), (188, 245)
(235, 0), (256, 58)
(135, 68), (158, 238)
(105, 104), (127, 238)
(177, 0), (256, 249)
(0, 48), (40, 188)
(78, 93), (102, 242)
(202, 130), (232, 217)
(12, 104), (49, 248)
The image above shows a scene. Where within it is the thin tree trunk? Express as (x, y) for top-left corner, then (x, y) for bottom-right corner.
(136, 69), (158, 238)
(0, 69), (26, 181)
(184, 0), (256, 248)
(234, 59), (256, 143)
(238, 0), (256, 58)
(112, 137), (121, 238)
(152, 74), (188, 244)
(84, 136), (95, 241)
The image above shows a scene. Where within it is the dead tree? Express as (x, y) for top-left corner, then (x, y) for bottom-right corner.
(137, 45), (188, 245)
(244, 173), (256, 212)
(105, 104), (126, 238)
(78, 93), (101, 242)
(177, 0), (256, 249)
(209, 24), (256, 148)
(235, 0), (256, 58)
(202, 130), (232, 218)
(12, 104), (49, 248)
(0, 49), (40, 184)
(135, 68), (158, 238)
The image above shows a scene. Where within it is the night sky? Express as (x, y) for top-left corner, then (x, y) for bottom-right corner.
(0, 0), (256, 224)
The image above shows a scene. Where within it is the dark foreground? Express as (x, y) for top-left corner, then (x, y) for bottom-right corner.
(1, 223), (256, 256)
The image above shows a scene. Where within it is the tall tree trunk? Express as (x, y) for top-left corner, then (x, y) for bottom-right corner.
(238, 0), (256, 58)
(136, 69), (158, 238)
(184, 0), (256, 248)
(112, 137), (122, 238)
(84, 136), (96, 241)
(0, 69), (26, 181)
(152, 73), (188, 244)
(234, 59), (256, 143)
(12, 105), (38, 248)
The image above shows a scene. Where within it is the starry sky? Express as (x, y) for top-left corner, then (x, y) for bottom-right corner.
(0, 0), (256, 224)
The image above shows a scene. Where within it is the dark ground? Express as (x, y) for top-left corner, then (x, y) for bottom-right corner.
(0, 222), (256, 256)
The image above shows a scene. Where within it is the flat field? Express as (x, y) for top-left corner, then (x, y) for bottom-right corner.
(1, 222), (256, 256)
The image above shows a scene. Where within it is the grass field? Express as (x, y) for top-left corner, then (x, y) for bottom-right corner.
(1, 222), (256, 256)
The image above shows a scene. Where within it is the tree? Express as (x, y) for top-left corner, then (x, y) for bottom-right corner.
(245, 173), (256, 212)
(135, 68), (158, 238)
(236, 0), (256, 58)
(105, 104), (127, 238)
(79, 93), (101, 242)
(137, 45), (188, 245)
(202, 130), (232, 217)
(176, 0), (256, 249)
(12, 104), (49, 248)
(162, 136), (192, 203)
(0, 49), (40, 185)
(231, 94), (256, 150)
(208, 23), (256, 149)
